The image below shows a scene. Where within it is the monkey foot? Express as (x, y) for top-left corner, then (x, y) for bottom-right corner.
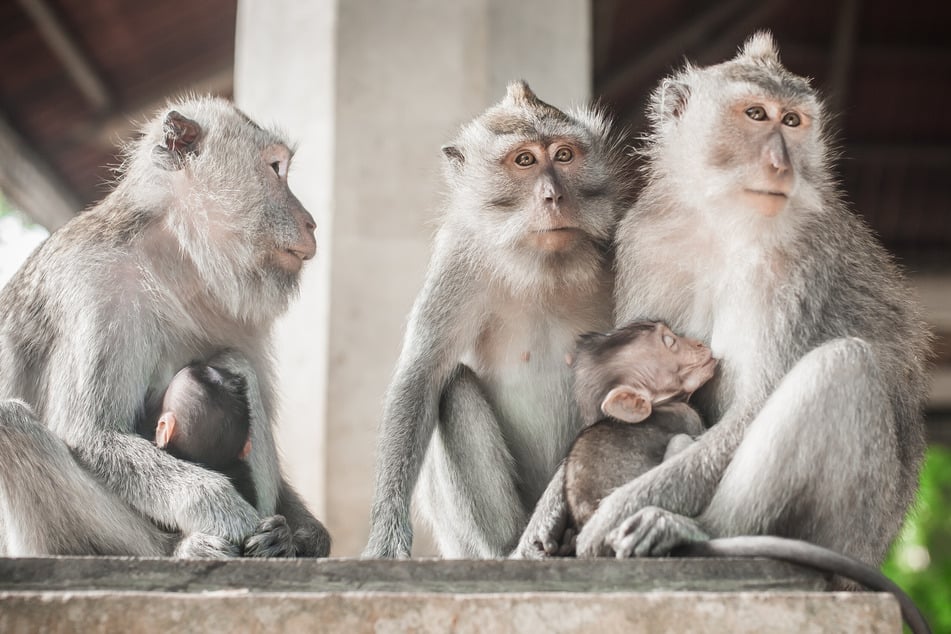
(608, 506), (709, 558)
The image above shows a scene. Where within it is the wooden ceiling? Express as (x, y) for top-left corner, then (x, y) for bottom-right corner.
(0, 0), (948, 266)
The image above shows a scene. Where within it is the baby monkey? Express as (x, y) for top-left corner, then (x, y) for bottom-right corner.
(156, 363), (257, 508)
(564, 322), (717, 530)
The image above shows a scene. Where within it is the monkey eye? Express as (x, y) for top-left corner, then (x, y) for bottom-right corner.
(553, 147), (574, 163)
(782, 112), (801, 127)
(270, 161), (282, 176)
(662, 334), (675, 348)
(514, 151), (536, 167)
(745, 106), (767, 121)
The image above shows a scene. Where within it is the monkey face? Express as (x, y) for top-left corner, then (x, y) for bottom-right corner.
(255, 143), (317, 275)
(645, 32), (826, 228)
(499, 139), (588, 254)
(645, 323), (717, 400)
(437, 82), (633, 293)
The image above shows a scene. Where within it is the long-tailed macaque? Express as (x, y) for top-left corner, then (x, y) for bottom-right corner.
(0, 97), (330, 558)
(564, 32), (929, 567)
(363, 81), (634, 558)
(155, 363), (256, 508)
(564, 322), (715, 531)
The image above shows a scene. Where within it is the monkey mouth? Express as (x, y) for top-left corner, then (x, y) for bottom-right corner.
(529, 227), (582, 252)
(273, 249), (311, 273)
(744, 188), (788, 198)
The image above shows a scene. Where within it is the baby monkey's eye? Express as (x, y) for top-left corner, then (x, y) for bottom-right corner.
(662, 334), (675, 348)
(514, 152), (536, 167)
(781, 112), (801, 127)
(270, 161), (281, 175)
(745, 106), (767, 121)
(554, 147), (573, 162)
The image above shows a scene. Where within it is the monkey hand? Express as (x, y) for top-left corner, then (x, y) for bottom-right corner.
(511, 503), (569, 559)
(575, 481), (650, 557)
(243, 515), (297, 557)
(290, 517), (332, 558)
(607, 506), (709, 558)
(177, 472), (260, 545)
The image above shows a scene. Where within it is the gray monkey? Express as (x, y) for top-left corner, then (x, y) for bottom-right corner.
(0, 97), (330, 558)
(364, 81), (635, 558)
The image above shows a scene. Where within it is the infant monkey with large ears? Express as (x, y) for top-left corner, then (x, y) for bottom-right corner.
(563, 321), (717, 534)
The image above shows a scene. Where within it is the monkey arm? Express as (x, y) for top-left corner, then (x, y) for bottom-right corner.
(72, 430), (260, 544)
(511, 463), (570, 558)
(363, 247), (478, 558)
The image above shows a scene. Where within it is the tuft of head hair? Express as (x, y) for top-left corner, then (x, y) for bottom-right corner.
(738, 30), (781, 64)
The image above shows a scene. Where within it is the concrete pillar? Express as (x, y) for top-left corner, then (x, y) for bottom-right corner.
(235, 0), (591, 556)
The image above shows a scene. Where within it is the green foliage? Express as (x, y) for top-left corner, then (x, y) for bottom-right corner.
(883, 446), (951, 633)
(0, 191), (12, 217)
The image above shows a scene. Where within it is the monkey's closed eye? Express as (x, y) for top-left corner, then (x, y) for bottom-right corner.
(782, 112), (801, 127)
(745, 106), (767, 121)
(514, 152), (536, 167)
(663, 334), (675, 348)
(554, 147), (574, 163)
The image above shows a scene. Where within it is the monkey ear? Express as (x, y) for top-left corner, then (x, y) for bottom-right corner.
(155, 413), (177, 448)
(152, 110), (202, 171)
(239, 437), (252, 460)
(601, 386), (652, 423)
(442, 145), (465, 167)
(656, 78), (691, 121)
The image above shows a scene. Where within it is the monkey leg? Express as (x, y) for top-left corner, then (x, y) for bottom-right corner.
(416, 365), (527, 558)
(0, 400), (169, 556)
(702, 337), (903, 564)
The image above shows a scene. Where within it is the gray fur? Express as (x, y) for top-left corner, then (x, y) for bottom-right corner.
(0, 97), (330, 558)
(363, 82), (634, 558)
(572, 32), (930, 564)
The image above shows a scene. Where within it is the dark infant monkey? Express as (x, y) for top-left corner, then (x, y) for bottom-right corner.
(155, 363), (257, 508)
(564, 321), (715, 534)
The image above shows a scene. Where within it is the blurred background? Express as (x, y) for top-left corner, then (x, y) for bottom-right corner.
(0, 0), (948, 625)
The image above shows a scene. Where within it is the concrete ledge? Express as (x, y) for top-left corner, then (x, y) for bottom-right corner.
(0, 557), (901, 633)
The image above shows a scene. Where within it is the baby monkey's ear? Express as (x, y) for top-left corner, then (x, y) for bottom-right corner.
(155, 412), (178, 448)
(601, 386), (652, 423)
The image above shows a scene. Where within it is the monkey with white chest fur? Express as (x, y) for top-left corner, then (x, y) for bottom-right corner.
(576, 32), (930, 564)
(519, 32), (930, 568)
(364, 82), (634, 558)
(0, 98), (330, 558)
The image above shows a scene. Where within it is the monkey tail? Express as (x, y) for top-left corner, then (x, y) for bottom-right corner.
(677, 536), (930, 634)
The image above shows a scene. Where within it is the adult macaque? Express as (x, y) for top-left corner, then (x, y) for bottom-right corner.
(570, 32), (930, 566)
(564, 322), (715, 530)
(155, 363), (256, 508)
(364, 81), (634, 558)
(0, 97), (330, 558)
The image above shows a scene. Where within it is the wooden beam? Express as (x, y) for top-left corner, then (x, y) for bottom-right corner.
(0, 112), (78, 231)
(826, 0), (859, 115)
(599, 0), (755, 100)
(16, 0), (113, 112)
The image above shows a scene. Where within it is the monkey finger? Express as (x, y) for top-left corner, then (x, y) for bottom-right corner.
(174, 533), (241, 559)
(243, 514), (296, 558)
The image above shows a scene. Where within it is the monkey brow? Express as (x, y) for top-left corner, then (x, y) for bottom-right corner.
(723, 68), (814, 104)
